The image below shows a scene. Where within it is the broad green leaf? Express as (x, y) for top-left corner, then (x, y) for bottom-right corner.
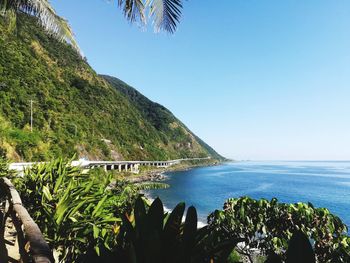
(93, 225), (100, 239)
(147, 197), (164, 234)
(163, 202), (185, 244)
(183, 206), (197, 255)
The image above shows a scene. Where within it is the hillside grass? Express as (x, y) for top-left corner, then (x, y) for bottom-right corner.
(0, 14), (223, 162)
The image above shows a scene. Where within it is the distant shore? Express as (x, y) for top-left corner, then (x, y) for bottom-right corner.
(126, 159), (222, 184)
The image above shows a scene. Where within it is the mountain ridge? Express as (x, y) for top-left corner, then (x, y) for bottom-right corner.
(0, 14), (224, 162)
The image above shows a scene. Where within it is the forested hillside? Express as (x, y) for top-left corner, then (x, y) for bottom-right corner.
(0, 14), (223, 162)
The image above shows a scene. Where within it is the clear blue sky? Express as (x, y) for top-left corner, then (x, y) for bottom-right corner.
(52, 0), (350, 160)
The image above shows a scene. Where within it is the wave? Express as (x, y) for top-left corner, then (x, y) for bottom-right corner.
(255, 182), (273, 191)
(336, 182), (350, 187)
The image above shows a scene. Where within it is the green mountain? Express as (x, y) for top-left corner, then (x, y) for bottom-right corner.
(0, 14), (223, 162)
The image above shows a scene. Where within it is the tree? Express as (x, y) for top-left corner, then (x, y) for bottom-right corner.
(208, 197), (350, 263)
(0, 0), (183, 52)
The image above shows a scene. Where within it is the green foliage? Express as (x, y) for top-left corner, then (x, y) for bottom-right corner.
(0, 14), (222, 162)
(0, 156), (9, 177)
(7, 160), (350, 263)
(265, 231), (315, 263)
(285, 231), (315, 263)
(208, 197), (350, 262)
(0, 156), (15, 178)
(0, 0), (79, 51)
(8, 128), (42, 159)
(14, 159), (140, 262)
(102, 75), (224, 161)
(102, 75), (175, 132)
(116, 196), (243, 263)
(227, 250), (242, 263)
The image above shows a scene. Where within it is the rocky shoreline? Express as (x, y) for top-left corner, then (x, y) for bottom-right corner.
(126, 160), (223, 184)
(126, 171), (166, 183)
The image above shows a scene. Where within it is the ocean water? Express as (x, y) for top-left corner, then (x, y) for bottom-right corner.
(147, 161), (350, 227)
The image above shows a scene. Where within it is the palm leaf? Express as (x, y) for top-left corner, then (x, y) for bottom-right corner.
(0, 0), (80, 52)
(147, 0), (183, 33)
(117, 0), (145, 24)
(118, 0), (183, 33)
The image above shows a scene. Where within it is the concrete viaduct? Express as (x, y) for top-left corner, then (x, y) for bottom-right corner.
(9, 157), (210, 175)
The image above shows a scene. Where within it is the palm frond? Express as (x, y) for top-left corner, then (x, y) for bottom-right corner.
(117, 0), (183, 33)
(117, 0), (145, 24)
(0, 0), (183, 55)
(147, 0), (183, 33)
(0, 0), (80, 53)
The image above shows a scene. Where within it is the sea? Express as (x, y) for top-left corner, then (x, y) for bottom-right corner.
(147, 161), (350, 227)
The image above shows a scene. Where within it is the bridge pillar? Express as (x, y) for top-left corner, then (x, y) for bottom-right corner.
(125, 164), (128, 172)
(131, 164), (140, 174)
(118, 164), (122, 172)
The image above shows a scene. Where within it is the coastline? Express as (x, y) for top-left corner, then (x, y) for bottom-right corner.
(132, 160), (224, 228)
(126, 159), (223, 184)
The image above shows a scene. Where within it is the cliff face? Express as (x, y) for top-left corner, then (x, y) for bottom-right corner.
(0, 14), (223, 162)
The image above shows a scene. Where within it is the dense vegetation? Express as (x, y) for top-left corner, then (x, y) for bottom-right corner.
(102, 75), (224, 160)
(3, 158), (240, 262)
(3, 6), (349, 263)
(208, 197), (350, 262)
(1, 157), (349, 262)
(0, 14), (222, 162)
(9, 158), (164, 262)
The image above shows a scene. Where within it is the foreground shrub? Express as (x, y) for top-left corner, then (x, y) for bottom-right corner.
(14, 159), (139, 262)
(208, 197), (350, 262)
(113, 196), (243, 263)
(0, 156), (8, 177)
(8, 158), (350, 262)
